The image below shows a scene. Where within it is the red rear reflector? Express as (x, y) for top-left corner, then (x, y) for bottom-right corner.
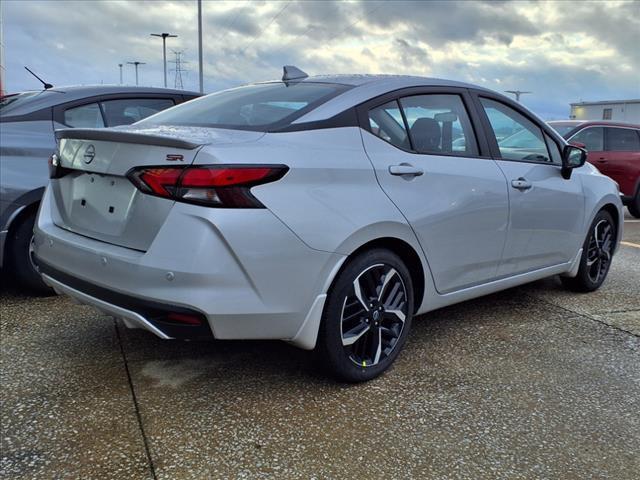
(127, 165), (288, 208)
(166, 312), (203, 326)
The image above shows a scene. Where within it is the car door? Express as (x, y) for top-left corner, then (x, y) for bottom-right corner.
(475, 95), (585, 276)
(603, 127), (640, 198)
(569, 126), (609, 174)
(359, 88), (509, 294)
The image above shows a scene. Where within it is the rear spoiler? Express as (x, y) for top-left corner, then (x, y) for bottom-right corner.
(55, 128), (202, 150)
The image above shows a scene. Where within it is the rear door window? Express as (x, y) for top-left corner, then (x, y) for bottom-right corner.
(399, 94), (478, 156)
(570, 127), (604, 151)
(101, 98), (175, 126)
(606, 127), (640, 151)
(367, 100), (410, 150)
(63, 103), (105, 128)
(480, 98), (551, 163)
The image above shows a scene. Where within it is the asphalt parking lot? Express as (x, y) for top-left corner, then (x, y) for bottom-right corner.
(1, 214), (639, 479)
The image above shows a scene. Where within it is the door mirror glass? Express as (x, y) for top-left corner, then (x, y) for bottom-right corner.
(563, 145), (587, 168)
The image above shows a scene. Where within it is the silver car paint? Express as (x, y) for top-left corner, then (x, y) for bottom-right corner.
(32, 76), (623, 351)
(0, 86), (198, 267)
(360, 129), (510, 294)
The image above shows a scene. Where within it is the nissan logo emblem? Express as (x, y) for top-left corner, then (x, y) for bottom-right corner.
(83, 144), (96, 164)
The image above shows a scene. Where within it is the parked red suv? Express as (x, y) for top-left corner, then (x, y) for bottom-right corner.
(548, 120), (640, 217)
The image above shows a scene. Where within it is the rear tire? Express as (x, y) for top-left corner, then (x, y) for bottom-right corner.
(316, 248), (414, 382)
(561, 210), (616, 292)
(9, 212), (53, 295)
(627, 192), (640, 218)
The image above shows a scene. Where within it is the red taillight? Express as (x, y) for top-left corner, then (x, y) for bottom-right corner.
(127, 165), (288, 208)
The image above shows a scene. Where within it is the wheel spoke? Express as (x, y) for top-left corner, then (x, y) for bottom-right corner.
(385, 309), (406, 323)
(372, 327), (383, 365)
(353, 276), (369, 311)
(377, 268), (397, 301)
(342, 323), (370, 346)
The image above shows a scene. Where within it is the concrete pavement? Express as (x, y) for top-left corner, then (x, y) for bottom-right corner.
(1, 213), (638, 479)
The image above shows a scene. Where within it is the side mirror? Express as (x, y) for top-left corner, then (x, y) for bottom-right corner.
(561, 145), (587, 179)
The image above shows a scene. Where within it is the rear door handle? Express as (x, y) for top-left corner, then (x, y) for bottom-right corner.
(389, 164), (424, 177)
(511, 178), (532, 190)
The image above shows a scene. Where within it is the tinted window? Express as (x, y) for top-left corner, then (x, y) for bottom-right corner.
(571, 127), (604, 151)
(63, 103), (105, 128)
(480, 98), (550, 162)
(607, 127), (640, 151)
(101, 98), (175, 126)
(0, 92), (40, 114)
(548, 123), (577, 136)
(399, 94), (478, 155)
(368, 100), (409, 149)
(139, 82), (349, 130)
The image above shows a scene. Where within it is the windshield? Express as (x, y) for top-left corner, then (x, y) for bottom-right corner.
(548, 123), (578, 137)
(0, 91), (42, 115)
(139, 82), (350, 131)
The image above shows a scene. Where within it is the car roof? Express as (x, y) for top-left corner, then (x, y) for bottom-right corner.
(288, 74), (496, 124)
(2, 85), (200, 116)
(548, 119), (640, 129)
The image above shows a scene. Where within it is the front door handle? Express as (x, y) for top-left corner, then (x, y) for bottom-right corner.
(389, 164), (424, 177)
(511, 178), (532, 190)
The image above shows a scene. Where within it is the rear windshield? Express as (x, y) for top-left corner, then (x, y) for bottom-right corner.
(138, 82), (350, 131)
(0, 92), (41, 115)
(548, 123), (578, 137)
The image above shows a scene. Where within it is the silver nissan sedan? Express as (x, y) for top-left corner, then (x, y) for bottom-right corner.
(33, 69), (623, 381)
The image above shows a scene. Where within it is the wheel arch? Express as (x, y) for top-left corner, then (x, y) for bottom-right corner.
(2, 188), (45, 267)
(341, 236), (426, 314)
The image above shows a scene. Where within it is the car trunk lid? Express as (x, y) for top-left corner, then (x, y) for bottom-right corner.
(50, 126), (264, 251)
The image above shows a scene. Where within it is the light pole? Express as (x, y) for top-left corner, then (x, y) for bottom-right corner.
(150, 32), (177, 88)
(505, 90), (532, 102)
(118, 63), (123, 84)
(197, 0), (203, 93)
(127, 61), (146, 86)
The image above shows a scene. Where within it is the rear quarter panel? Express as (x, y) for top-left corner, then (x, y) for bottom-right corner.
(0, 120), (55, 227)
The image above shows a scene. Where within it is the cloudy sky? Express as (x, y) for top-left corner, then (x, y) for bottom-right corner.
(2, 0), (639, 118)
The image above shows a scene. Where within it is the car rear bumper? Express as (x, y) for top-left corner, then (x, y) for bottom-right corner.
(33, 186), (344, 345)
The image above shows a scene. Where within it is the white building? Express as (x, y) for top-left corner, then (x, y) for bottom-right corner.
(570, 99), (640, 123)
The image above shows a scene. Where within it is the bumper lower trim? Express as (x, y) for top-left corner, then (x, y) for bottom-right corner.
(42, 273), (172, 339)
(37, 259), (215, 340)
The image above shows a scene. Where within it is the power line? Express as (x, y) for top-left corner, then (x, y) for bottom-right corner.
(239, 1), (292, 57)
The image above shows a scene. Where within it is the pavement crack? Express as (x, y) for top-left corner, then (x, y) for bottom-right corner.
(115, 321), (158, 480)
(524, 293), (640, 339)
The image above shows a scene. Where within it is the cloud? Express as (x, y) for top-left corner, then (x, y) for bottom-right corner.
(2, 0), (639, 119)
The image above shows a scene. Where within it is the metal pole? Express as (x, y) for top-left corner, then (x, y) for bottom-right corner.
(152, 33), (176, 88)
(198, 0), (203, 93)
(162, 36), (167, 87)
(118, 64), (123, 84)
(135, 64), (138, 85)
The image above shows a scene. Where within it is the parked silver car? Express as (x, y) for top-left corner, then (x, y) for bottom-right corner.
(0, 85), (200, 292)
(33, 71), (623, 381)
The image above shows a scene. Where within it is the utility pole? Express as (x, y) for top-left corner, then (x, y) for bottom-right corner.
(197, 0), (203, 93)
(150, 32), (177, 88)
(127, 61), (146, 86)
(169, 50), (188, 90)
(118, 63), (123, 84)
(505, 90), (532, 102)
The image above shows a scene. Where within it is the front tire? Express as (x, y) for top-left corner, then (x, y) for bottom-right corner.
(8, 212), (53, 295)
(561, 210), (616, 292)
(627, 192), (640, 218)
(317, 249), (414, 382)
